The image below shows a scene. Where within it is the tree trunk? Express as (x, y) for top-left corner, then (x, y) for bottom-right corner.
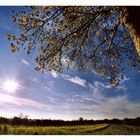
(125, 6), (140, 36)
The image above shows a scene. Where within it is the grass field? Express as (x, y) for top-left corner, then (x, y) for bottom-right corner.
(0, 124), (140, 135)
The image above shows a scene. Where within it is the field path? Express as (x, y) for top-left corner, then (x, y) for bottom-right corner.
(93, 124), (140, 135)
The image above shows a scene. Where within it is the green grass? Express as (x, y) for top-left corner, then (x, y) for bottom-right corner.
(92, 124), (140, 135)
(0, 124), (140, 135)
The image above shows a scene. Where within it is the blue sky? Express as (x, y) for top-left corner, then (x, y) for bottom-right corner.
(0, 6), (140, 120)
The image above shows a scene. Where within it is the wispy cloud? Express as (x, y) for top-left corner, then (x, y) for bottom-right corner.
(21, 59), (30, 66)
(89, 79), (128, 91)
(29, 77), (53, 94)
(46, 96), (58, 103)
(0, 93), (48, 110)
(67, 76), (86, 87)
(5, 25), (11, 31)
(119, 76), (130, 84)
(64, 80), (140, 119)
(42, 85), (52, 93)
(116, 85), (127, 91)
(31, 78), (39, 83)
(61, 74), (87, 87)
(115, 76), (130, 91)
(89, 81), (112, 89)
(66, 95), (140, 119)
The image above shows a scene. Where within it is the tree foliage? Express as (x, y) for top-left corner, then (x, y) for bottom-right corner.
(7, 6), (140, 86)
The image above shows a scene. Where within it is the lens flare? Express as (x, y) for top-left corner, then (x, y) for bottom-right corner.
(3, 80), (19, 92)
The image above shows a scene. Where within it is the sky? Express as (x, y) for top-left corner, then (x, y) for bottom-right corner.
(0, 6), (140, 120)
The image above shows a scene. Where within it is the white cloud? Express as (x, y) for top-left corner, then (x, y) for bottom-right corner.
(0, 93), (48, 109)
(91, 70), (100, 76)
(64, 80), (140, 119)
(31, 78), (39, 83)
(30, 77), (45, 85)
(62, 74), (87, 87)
(89, 79), (128, 91)
(5, 25), (11, 31)
(22, 59), (30, 66)
(30, 77), (44, 85)
(50, 70), (59, 78)
(61, 74), (70, 78)
(29, 77), (53, 94)
(89, 81), (112, 89)
(116, 85), (127, 91)
(119, 76), (130, 84)
(45, 96), (58, 103)
(67, 94), (140, 119)
(42, 85), (52, 92)
(68, 76), (86, 87)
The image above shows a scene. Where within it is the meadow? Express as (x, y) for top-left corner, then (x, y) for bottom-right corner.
(0, 124), (140, 135)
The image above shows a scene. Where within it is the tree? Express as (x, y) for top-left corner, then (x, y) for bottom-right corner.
(79, 117), (84, 121)
(7, 6), (140, 86)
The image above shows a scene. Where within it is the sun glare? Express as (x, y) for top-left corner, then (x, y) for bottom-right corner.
(3, 80), (19, 92)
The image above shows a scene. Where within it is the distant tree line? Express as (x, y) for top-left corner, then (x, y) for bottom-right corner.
(0, 116), (140, 126)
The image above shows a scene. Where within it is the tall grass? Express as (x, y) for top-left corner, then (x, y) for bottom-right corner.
(0, 124), (109, 135)
(0, 124), (140, 135)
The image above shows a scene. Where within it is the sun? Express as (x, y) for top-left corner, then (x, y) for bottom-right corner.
(3, 80), (19, 92)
